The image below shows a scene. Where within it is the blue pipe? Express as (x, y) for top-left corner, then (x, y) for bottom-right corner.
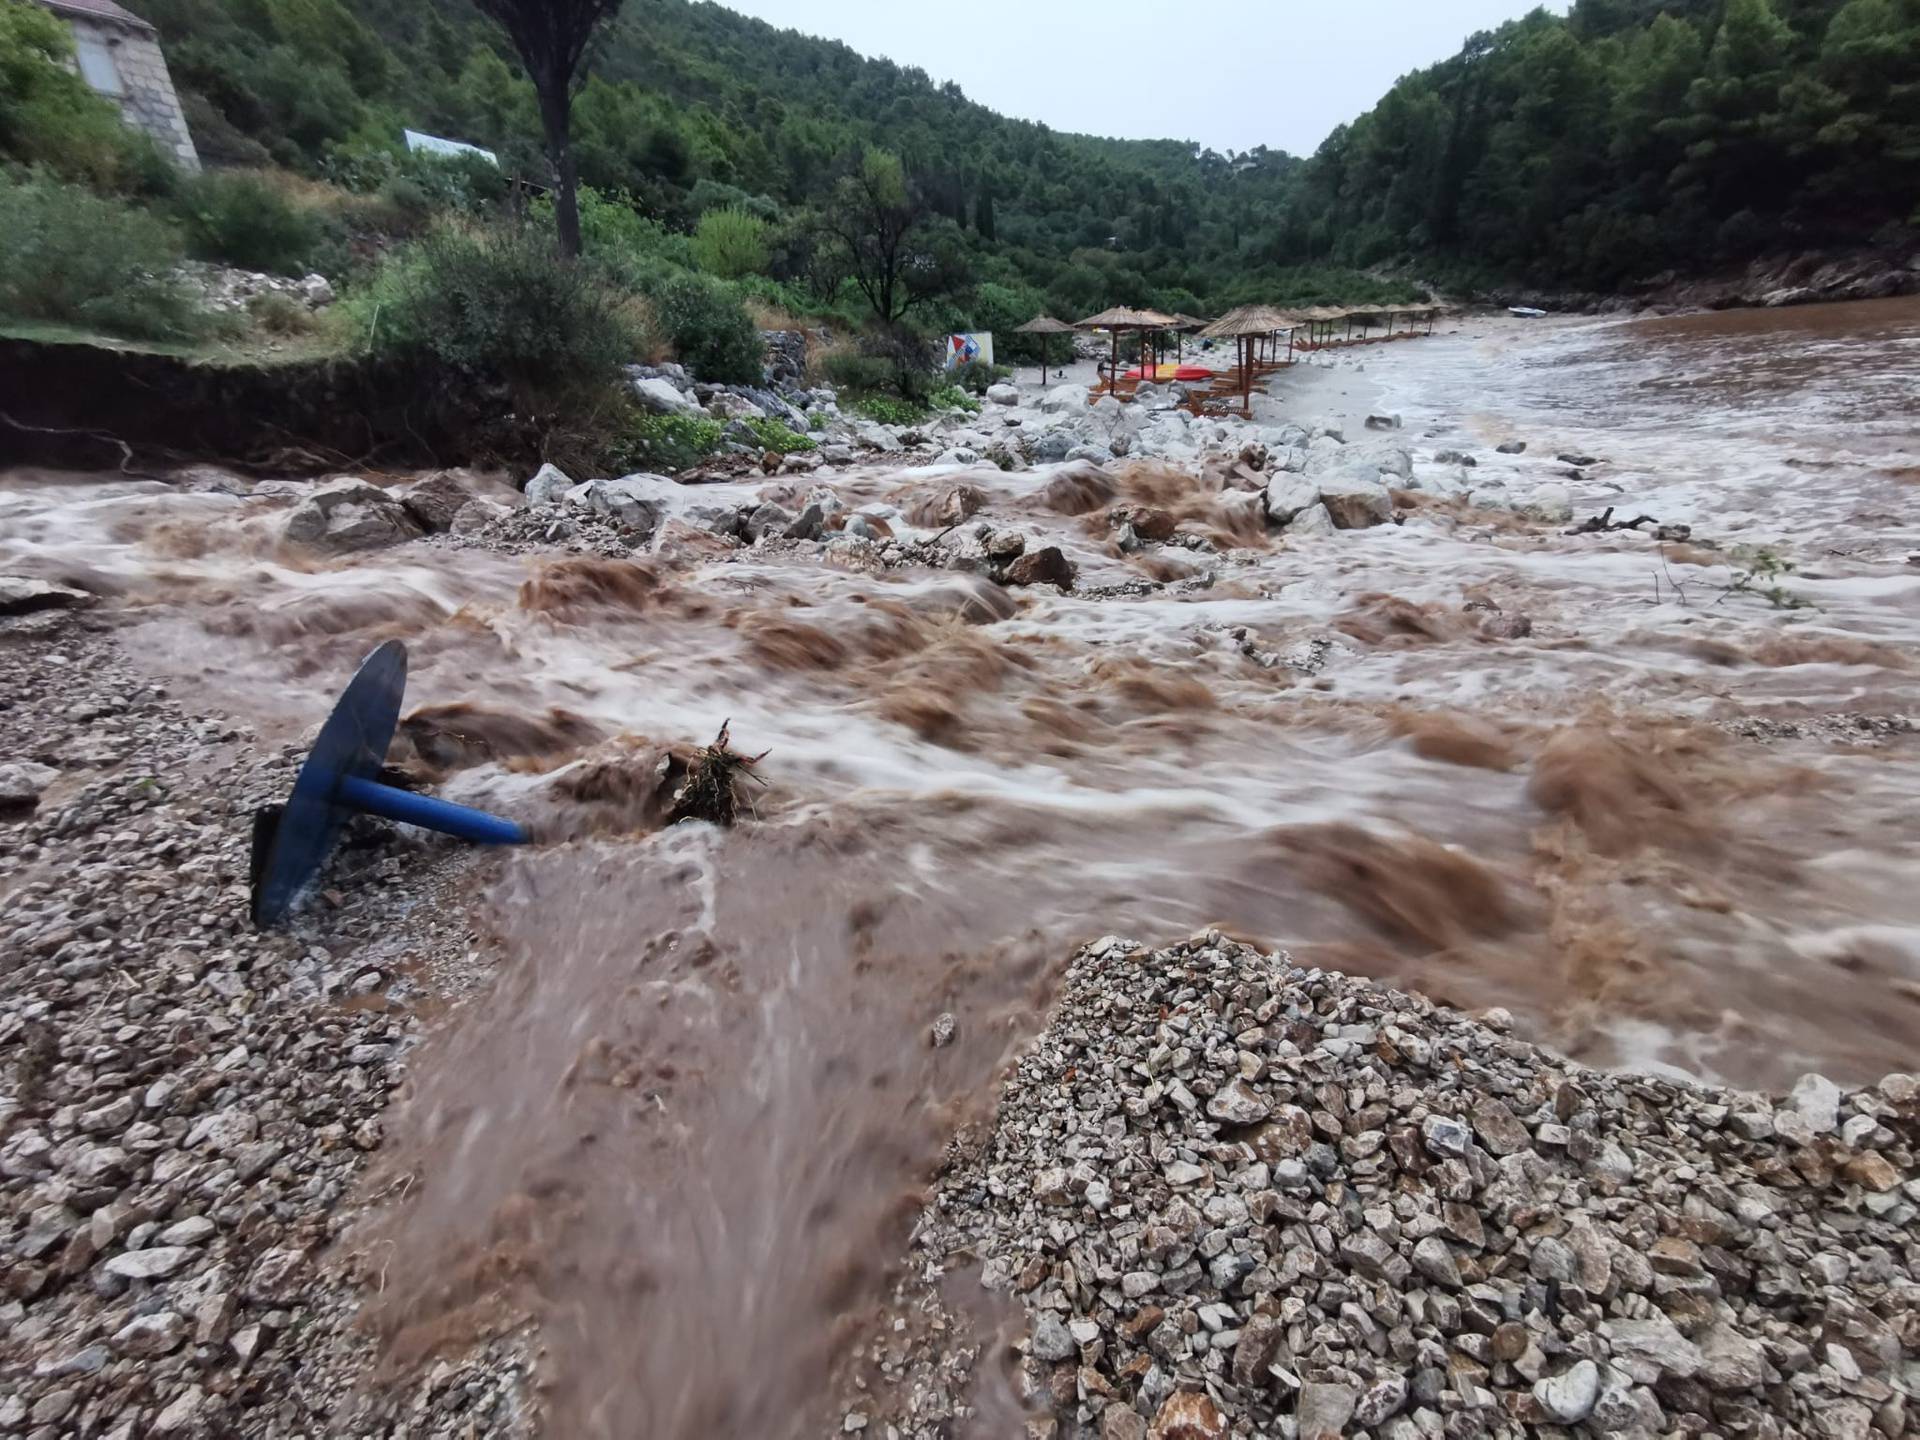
(335, 775), (529, 845)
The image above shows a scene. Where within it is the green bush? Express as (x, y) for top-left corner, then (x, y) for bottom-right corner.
(740, 416), (815, 454)
(651, 272), (762, 384)
(692, 205), (770, 280)
(352, 224), (638, 397)
(609, 411), (723, 472)
(855, 395), (927, 427)
(929, 385), (979, 414)
(0, 172), (210, 342)
(821, 350), (893, 393)
(946, 359), (1010, 396)
(170, 172), (325, 275)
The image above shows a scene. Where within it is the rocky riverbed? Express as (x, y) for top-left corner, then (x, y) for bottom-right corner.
(4, 306), (1919, 1436)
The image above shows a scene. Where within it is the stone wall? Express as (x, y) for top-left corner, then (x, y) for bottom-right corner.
(66, 12), (200, 172)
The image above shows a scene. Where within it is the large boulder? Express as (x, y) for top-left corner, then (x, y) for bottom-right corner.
(1375, 447), (1414, 482)
(400, 471), (480, 533)
(1317, 476), (1394, 529)
(708, 391), (766, 421)
(524, 463), (577, 507)
(1287, 502), (1337, 538)
(283, 480), (423, 553)
(0, 761), (59, 812)
(1525, 481), (1574, 523)
(1066, 443), (1114, 465)
(0, 578), (95, 615)
(1264, 474), (1322, 526)
(565, 477), (667, 537)
(448, 498), (511, 535)
(1004, 546), (1074, 589)
(631, 376), (702, 416)
(1027, 429), (1076, 464)
(1040, 383), (1090, 414)
(985, 383), (1021, 406)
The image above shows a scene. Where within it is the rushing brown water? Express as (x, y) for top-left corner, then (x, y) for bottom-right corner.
(5, 301), (1920, 1435)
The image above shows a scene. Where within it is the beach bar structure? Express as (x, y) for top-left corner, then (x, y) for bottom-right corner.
(1014, 314), (1076, 385)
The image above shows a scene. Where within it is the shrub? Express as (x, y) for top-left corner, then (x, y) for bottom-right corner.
(929, 385), (979, 414)
(855, 395), (926, 427)
(171, 171), (325, 275)
(0, 172), (209, 342)
(821, 349), (893, 393)
(692, 206), (770, 280)
(651, 272), (762, 384)
(609, 411), (723, 472)
(740, 417), (815, 454)
(945, 359), (1010, 396)
(352, 224), (638, 398)
(246, 290), (317, 336)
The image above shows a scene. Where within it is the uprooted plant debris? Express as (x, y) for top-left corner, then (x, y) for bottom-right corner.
(668, 719), (770, 826)
(1567, 505), (1692, 541)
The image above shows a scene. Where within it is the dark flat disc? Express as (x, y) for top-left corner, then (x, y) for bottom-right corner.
(251, 640), (408, 926)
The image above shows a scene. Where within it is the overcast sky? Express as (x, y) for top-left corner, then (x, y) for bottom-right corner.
(720, 0), (1569, 157)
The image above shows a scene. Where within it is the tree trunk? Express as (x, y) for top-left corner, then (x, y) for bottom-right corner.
(539, 83), (582, 260)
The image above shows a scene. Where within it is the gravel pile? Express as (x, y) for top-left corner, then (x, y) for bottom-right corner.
(902, 933), (1917, 1440)
(0, 618), (526, 1437)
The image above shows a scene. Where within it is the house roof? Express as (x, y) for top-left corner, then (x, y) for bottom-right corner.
(37, 0), (157, 33)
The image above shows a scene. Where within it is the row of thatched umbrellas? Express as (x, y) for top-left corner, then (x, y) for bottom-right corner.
(1015, 304), (1447, 393)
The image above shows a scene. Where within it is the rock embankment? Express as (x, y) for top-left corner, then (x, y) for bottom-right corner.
(891, 935), (1916, 1440)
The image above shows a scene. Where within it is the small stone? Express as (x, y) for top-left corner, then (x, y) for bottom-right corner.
(30, 1390), (77, 1426)
(112, 1310), (187, 1356)
(1031, 1313), (1076, 1362)
(1148, 1390), (1228, 1439)
(157, 1216), (216, 1247)
(151, 1387), (204, 1434)
(1697, 1322), (1767, 1391)
(1469, 1096), (1529, 1155)
(1844, 1151), (1900, 1191)
(1204, 1079), (1271, 1126)
(1784, 1073), (1842, 1135)
(1412, 1235), (1461, 1288)
(103, 1246), (192, 1281)
(930, 1012), (957, 1048)
(1296, 1382), (1358, 1439)
(1421, 1115), (1471, 1158)
(1533, 1360), (1601, 1424)
(1607, 1314), (1702, 1380)
(1354, 1373), (1408, 1427)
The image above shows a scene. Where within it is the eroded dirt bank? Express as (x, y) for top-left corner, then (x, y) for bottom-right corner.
(1, 305), (1917, 1436)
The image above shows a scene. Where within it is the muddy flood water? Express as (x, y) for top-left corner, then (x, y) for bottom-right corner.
(4, 303), (1919, 1436)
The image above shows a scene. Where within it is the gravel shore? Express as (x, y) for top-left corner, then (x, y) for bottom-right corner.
(0, 613), (526, 1437)
(870, 934), (1917, 1440)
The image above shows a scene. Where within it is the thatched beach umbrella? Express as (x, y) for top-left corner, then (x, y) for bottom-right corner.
(1076, 306), (1179, 390)
(1200, 305), (1295, 414)
(1015, 315), (1076, 385)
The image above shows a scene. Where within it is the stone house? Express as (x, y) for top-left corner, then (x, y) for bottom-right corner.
(36, 0), (200, 171)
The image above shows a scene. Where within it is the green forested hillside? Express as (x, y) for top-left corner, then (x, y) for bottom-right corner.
(133, 0), (1328, 318)
(1279, 0), (1920, 288)
(43, 0), (1920, 306)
